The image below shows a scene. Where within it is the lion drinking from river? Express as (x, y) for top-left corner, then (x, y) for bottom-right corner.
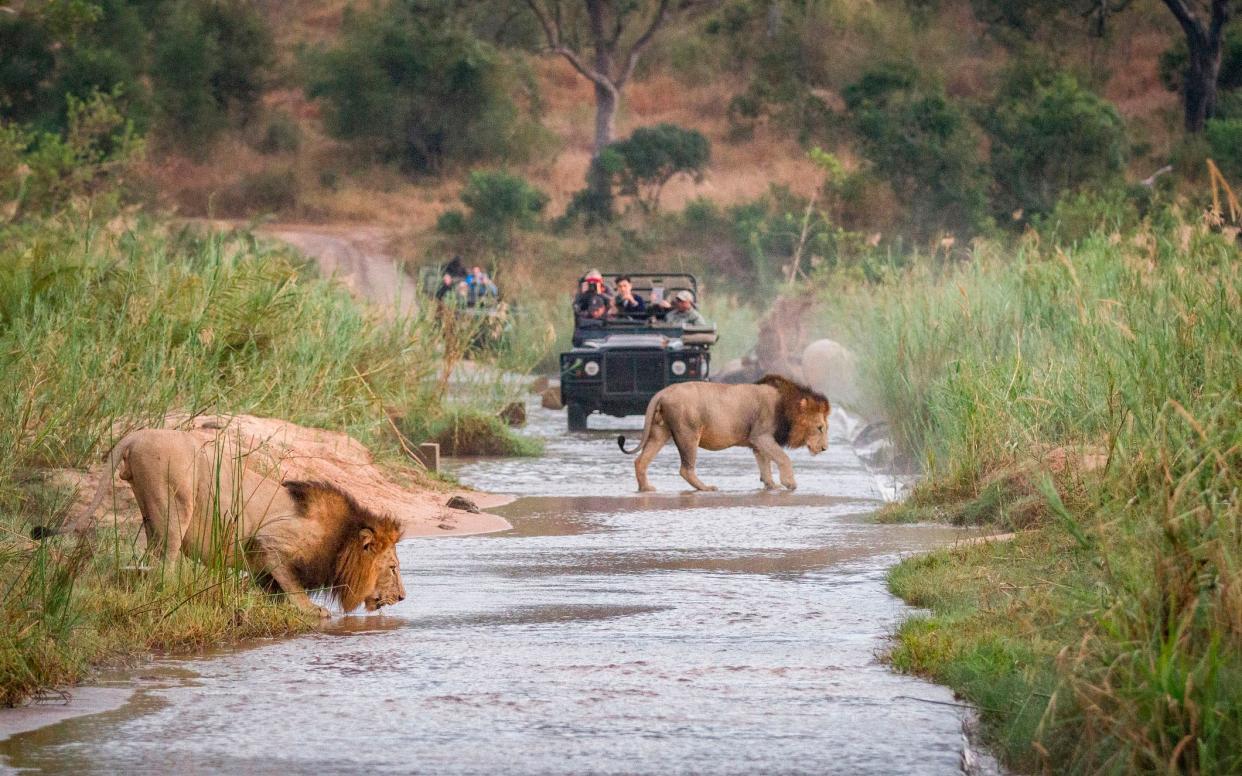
(618, 375), (831, 492)
(41, 429), (405, 617)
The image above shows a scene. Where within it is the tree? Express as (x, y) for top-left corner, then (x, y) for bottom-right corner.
(845, 66), (990, 238)
(609, 123), (709, 212)
(522, 0), (679, 153)
(1160, 0), (1234, 131)
(987, 71), (1128, 218)
(307, 5), (523, 173)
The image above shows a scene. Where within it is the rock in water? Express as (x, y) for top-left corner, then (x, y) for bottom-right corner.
(540, 386), (563, 410)
(445, 495), (480, 513)
(529, 375), (551, 394)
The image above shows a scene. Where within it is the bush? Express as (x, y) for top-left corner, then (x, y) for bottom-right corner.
(307, 5), (529, 174)
(422, 409), (542, 457)
(442, 170), (547, 246)
(607, 123), (710, 213)
(152, 0), (273, 150)
(1206, 118), (1242, 180)
(435, 209), (468, 235)
(987, 71), (1127, 220)
(3, 89), (143, 218)
(0, 2), (149, 133)
(218, 168), (300, 216)
(845, 65), (989, 238)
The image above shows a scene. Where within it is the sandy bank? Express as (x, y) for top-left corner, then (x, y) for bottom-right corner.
(54, 413), (513, 539)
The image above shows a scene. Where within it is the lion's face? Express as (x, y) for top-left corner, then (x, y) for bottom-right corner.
(790, 399), (830, 455)
(364, 541), (405, 611)
(340, 525), (406, 613)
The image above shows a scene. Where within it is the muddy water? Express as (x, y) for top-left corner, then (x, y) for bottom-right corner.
(2, 404), (983, 775)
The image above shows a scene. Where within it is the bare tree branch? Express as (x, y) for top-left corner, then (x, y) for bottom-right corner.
(619, 0), (672, 86)
(524, 0), (615, 89)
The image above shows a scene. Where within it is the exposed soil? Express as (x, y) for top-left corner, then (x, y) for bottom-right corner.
(261, 224), (418, 315)
(54, 414), (511, 539)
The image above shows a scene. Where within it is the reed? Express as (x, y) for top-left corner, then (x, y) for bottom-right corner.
(819, 209), (1241, 772)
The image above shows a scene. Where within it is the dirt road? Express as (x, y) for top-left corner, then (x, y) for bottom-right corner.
(263, 225), (420, 315)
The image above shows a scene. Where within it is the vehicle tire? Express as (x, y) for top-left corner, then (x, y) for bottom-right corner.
(567, 403), (588, 431)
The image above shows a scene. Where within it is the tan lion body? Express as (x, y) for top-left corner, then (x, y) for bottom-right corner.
(67, 429), (404, 617)
(619, 376), (830, 492)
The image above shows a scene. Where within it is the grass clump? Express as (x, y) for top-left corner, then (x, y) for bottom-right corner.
(421, 408), (543, 457)
(820, 210), (1242, 772)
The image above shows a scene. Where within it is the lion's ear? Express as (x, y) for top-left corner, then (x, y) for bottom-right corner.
(359, 527), (375, 551)
(799, 397), (808, 409)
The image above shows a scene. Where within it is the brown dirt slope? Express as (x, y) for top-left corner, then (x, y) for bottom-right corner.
(55, 414), (511, 539)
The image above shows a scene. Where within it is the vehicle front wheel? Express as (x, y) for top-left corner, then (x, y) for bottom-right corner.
(567, 403), (588, 431)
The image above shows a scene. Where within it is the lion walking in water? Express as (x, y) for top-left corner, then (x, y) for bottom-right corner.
(618, 375), (831, 492)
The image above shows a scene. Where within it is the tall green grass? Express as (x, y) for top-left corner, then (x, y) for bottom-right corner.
(0, 215), (548, 705)
(819, 212), (1241, 772)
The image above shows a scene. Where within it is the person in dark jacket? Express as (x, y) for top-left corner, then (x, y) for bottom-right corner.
(613, 276), (646, 317)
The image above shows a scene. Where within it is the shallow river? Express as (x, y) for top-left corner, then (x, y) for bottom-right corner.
(2, 403), (988, 774)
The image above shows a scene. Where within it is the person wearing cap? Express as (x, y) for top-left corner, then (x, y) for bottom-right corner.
(574, 269), (609, 314)
(660, 289), (707, 326)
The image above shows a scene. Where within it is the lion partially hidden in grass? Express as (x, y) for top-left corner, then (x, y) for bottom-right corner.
(618, 375), (831, 492)
(47, 429), (405, 617)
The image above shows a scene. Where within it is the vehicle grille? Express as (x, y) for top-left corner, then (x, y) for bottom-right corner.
(605, 353), (664, 393)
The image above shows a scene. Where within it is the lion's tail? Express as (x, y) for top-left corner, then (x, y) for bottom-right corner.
(618, 395), (662, 455)
(32, 433), (136, 540)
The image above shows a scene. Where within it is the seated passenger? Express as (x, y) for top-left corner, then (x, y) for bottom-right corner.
(467, 265), (498, 305)
(577, 293), (611, 323)
(574, 269), (609, 314)
(613, 276), (646, 317)
(434, 272), (456, 302)
(656, 289), (708, 327)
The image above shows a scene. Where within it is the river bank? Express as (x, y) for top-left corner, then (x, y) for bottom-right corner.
(819, 213), (1242, 773)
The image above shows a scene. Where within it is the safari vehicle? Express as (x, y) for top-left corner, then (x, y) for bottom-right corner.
(417, 264), (511, 351)
(559, 273), (717, 431)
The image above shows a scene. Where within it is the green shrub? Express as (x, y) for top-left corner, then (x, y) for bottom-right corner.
(0, 2), (149, 133)
(3, 88), (143, 218)
(307, 5), (530, 173)
(607, 123), (710, 213)
(151, 0), (273, 150)
(844, 65), (989, 238)
(987, 70), (1127, 220)
(422, 409), (542, 457)
(441, 170), (547, 246)
(218, 167), (300, 216)
(1206, 117), (1242, 180)
(436, 209), (468, 235)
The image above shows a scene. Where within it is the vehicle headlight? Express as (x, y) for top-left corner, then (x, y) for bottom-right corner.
(584, 360), (600, 376)
(670, 360), (687, 376)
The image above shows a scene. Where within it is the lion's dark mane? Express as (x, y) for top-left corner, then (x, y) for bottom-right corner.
(756, 374), (830, 447)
